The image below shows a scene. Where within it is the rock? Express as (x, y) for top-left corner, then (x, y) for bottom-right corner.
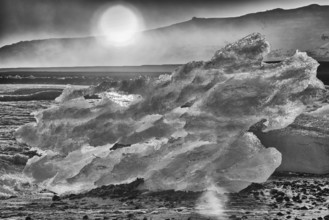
(52, 195), (61, 201)
(127, 213), (134, 219)
(284, 197), (290, 202)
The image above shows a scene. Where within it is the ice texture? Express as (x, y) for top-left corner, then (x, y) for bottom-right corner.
(254, 112), (329, 174)
(16, 33), (326, 194)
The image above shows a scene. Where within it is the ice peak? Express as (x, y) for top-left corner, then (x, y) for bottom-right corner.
(205, 33), (270, 72)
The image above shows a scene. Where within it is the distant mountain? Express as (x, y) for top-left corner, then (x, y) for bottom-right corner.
(1, 4), (329, 68)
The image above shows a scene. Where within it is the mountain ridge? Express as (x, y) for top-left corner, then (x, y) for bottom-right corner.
(1, 4), (329, 67)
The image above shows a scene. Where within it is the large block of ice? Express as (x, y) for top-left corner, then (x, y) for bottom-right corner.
(15, 33), (326, 194)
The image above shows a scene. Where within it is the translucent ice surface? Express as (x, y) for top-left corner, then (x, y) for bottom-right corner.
(16, 33), (327, 194)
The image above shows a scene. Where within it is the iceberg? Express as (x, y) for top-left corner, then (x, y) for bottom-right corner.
(15, 33), (327, 194)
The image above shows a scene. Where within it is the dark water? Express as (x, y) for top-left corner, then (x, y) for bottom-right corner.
(0, 65), (177, 85)
(0, 85), (80, 102)
(0, 101), (51, 174)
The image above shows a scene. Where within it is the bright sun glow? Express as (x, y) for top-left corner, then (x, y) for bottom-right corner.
(97, 5), (141, 46)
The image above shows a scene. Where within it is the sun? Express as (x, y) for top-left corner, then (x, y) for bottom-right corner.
(96, 5), (142, 46)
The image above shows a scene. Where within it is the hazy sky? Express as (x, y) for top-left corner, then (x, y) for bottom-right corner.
(0, 0), (328, 46)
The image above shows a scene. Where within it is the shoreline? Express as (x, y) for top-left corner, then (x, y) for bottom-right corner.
(1, 173), (329, 219)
